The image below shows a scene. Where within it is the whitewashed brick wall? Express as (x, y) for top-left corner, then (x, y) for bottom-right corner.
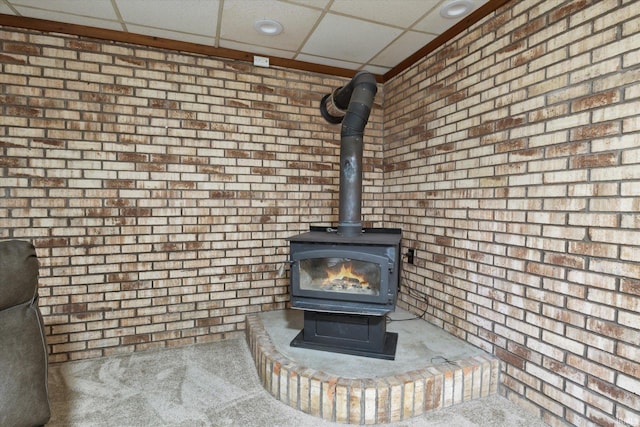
(384, 1), (639, 426)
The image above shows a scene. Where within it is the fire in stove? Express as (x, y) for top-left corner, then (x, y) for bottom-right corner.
(299, 257), (378, 294)
(322, 261), (371, 293)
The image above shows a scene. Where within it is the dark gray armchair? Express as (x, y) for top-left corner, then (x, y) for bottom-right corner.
(0, 240), (51, 426)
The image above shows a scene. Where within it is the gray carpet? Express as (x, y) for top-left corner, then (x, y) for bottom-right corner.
(47, 338), (547, 427)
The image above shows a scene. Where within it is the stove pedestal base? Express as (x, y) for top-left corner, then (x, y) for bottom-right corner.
(290, 311), (398, 360)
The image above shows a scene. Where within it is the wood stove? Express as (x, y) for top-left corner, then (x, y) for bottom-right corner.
(288, 227), (402, 359)
(287, 71), (402, 359)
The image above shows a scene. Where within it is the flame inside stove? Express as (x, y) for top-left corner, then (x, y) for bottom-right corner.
(322, 262), (370, 290)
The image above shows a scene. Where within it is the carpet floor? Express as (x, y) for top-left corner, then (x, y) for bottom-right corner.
(47, 338), (547, 427)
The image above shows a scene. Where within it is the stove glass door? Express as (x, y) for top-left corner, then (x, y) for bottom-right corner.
(299, 257), (381, 296)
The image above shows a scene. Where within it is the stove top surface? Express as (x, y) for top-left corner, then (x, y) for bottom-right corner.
(288, 227), (401, 245)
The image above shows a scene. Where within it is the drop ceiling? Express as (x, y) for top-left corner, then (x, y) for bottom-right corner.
(0, 0), (494, 81)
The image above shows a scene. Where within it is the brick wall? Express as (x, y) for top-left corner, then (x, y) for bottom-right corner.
(0, 27), (385, 362)
(384, 0), (639, 426)
(2, 1), (639, 425)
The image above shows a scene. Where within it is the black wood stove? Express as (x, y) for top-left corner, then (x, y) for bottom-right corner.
(289, 227), (401, 359)
(287, 72), (402, 360)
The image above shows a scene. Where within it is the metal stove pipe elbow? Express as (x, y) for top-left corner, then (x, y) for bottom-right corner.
(319, 71), (378, 237)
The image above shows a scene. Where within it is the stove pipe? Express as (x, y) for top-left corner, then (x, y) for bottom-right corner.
(320, 71), (377, 237)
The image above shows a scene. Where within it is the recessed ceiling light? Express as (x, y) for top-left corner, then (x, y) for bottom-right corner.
(439, 0), (475, 19)
(254, 19), (284, 36)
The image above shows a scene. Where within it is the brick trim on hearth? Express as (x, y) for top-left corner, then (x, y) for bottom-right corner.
(245, 313), (500, 424)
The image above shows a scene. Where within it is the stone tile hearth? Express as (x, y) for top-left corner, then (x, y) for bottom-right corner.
(245, 309), (500, 424)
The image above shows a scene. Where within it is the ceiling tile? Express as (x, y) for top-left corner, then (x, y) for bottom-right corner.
(370, 31), (436, 68)
(13, 6), (123, 31)
(414, 0), (488, 34)
(330, 0), (440, 27)
(220, 0), (322, 51)
(10, 0), (118, 20)
(302, 13), (403, 64)
(221, 39), (296, 59)
(115, 0), (220, 36)
(295, 52), (360, 70)
(0, 4), (15, 14)
(126, 25), (217, 47)
(413, 9), (454, 34)
(285, 0), (331, 9)
(360, 64), (391, 75)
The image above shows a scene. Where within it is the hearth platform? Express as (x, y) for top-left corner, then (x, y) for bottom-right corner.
(245, 308), (500, 424)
